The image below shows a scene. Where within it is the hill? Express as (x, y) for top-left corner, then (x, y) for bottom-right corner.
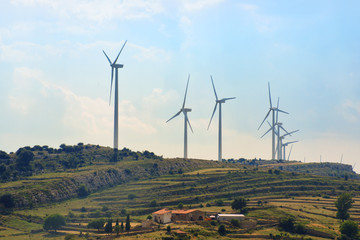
(0, 144), (359, 239)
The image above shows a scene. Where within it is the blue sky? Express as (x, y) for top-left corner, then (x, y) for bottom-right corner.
(0, 0), (359, 171)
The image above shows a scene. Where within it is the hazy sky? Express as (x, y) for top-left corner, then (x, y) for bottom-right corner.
(1, 0), (359, 171)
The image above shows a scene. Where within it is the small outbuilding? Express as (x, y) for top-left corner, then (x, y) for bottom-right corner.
(217, 213), (245, 221)
(152, 208), (172, 224)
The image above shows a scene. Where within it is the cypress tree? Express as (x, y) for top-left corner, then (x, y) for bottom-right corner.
(125, 214), (131, 231)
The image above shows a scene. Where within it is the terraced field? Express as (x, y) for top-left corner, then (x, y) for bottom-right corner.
(1, 165), (359, 239)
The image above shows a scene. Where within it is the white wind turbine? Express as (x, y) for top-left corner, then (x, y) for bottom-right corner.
(258, 83), (288, 160)
(278, 128), (299, 160)
(208, 76), (235, 161)
(103, 40), (127, 156)
(166, 75), (193, 160)
(283, 140), (298, 161)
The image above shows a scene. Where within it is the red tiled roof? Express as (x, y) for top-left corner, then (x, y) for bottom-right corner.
(152, 208), (171, 215)
(171, 209), (199, 214)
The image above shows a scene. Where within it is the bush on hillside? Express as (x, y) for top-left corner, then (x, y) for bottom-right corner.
(43, 214), (66, 232)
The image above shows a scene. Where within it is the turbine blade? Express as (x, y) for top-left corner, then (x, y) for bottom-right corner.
(258, 109), (271, 130)
(103, 50), (112, 65)
(280, 125), (289, 135)
(222, 97), (236, 101)
(276, 108), (289, 114)
(187, 116), (193, 133)
(113, 40), (127, 64)
(268, 82), (272, 108)
(261, 126), (273, 138)
(207, 102), (218, 130)
(282, 130), (299, 138)
(210, 75), (218, 100)
(182, 74), (190, 109)
(266, 121), (272, 128)
(288, 145), (293, 160)
(166, 110), (182, 123)
(109, 67), (114, 105)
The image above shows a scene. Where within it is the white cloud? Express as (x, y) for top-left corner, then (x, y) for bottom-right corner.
(130, 43), (172, 62)
(340, 100), (360, 123)
(239, 3), (258, 12)
(238, 3), (279, 33)
(181, 0), (224, 12)
(11, 0), (165, 22)
(143, 88), (178, 109)
(7, 67), (157, 145)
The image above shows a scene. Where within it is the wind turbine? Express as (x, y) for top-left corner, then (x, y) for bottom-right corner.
(103, 40), (127, 157)
(283, 140), (298, 161)
(262, 98), (293, 160)
(258, 83), (288, 160)
(279, 129), (299, 160)
(166, 75), (193, 160)
(208, 76), (235, 161)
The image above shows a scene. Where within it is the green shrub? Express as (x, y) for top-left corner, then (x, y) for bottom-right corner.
(340, 220), (359, 239)
(43, 214), (66, 232)
(218, 224), (226, 236)
(77, 185), (89, 198)
(231, 219), (240, 227)
(295, 223), (306, 234)
(279, 216), (295, 232)
(128, 194), (136, 200)
(215, 199), (224, 206)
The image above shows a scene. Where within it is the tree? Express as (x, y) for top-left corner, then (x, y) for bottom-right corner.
(231, 197), (247, 212)
(77, 185), (89, 198)
(279, 216), (295, 232)
(0, 194), (15, 208)
(43, 214), (66, 232)
(166, 225), (171, 233)
(177, 202), (184, 209)
(215, 199), (224, 206)
(128, 194), (136, 200)
(340, 220), (359, 239)
(218, 224), (226, 236)
(120, 221), (124, 232)
(231, 219), (240, 227)
(87, 218), (105, 232)
(0, 150), (10, 159)
(15, 149), (33, 171)
(125, 214), (131, 231)
(104, 218), (113, 234)
(335, 192), (354, 221)
(149, 200), (157, 207)
(115, 225), (121, 236)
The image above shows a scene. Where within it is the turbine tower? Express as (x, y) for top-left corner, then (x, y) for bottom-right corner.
(103, 40), (127, 158)
(258, 83), (288, 160)
(208, 76), (235, 161)
(166, 75), (193, 159)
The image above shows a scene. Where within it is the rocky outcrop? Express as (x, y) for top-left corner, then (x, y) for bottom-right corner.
(8, 158), (228, 208)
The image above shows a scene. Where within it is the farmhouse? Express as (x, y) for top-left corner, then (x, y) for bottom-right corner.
(152, 208), (172, 224)
(152, 208), (205, 223)
(171, 209), (205, 222)
(217, 213), (245, 221)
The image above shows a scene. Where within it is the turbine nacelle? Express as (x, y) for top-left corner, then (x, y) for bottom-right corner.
(112, 64), (124, 68)
(103, 40), (127, 105)
(183, 108), (192, 112)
